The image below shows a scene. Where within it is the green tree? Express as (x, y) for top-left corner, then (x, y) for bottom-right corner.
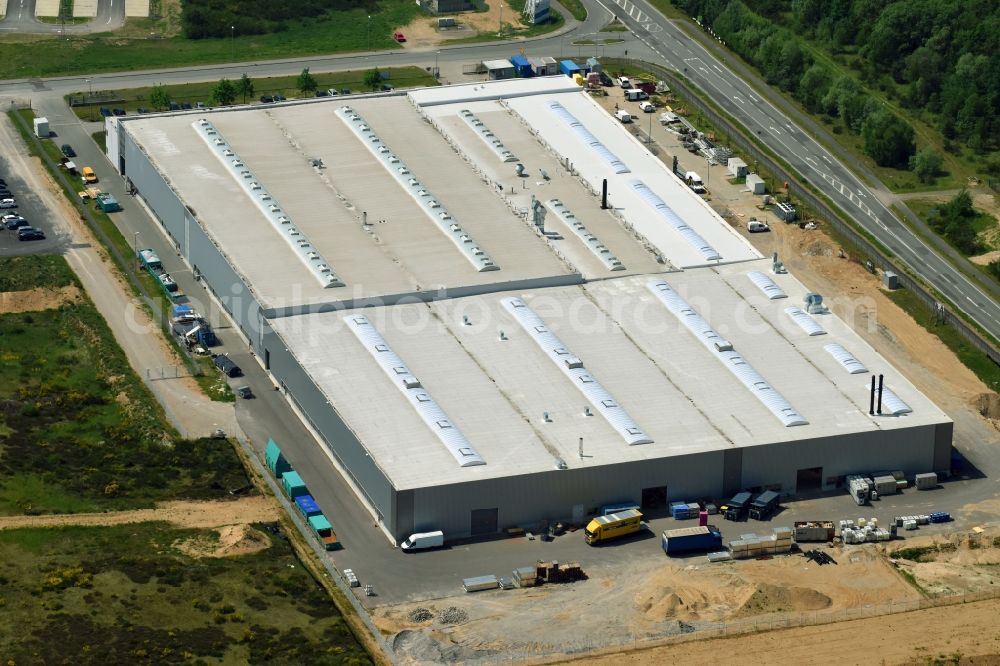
(149, 85), (171, 111)
(237, 73), (254, 104)
(364, 68), (382, 91)
(798, 63), (832, 113)
(296, 67), (317, 96)
(861, 108), (915, 169)
(910, 147), (943, 184)
(211, 78), (237, 106)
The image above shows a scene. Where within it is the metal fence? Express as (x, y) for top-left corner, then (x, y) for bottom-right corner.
(606, 59), (1000, 368)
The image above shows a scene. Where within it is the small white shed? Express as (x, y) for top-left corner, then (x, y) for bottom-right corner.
(728, 157), (748, 178)
(746, 173), (766, 194)
(483, 59), (515, 80)
(33, 117), (50, 138)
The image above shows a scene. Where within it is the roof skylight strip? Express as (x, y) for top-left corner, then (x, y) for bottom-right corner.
(747, 271), (787, 300)
(545, 199), (624, 271)
(629, 180), (721, 262)
(193, 119), (344, 288)
(501, 297), (653, 445)
(784, 306), (826, 336)
(458, 109), (518, 162)
(860, 383), (911, 416)
(546, 101), (630, 174)
(335, 107), (499, 272)
(824, 343), (868, 374)
(344, 315), (486, 467)
(647, 279), (808, 427)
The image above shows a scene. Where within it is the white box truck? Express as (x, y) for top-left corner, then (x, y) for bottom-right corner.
(400, 530), (444, 551)
(614, 109), (632, 123)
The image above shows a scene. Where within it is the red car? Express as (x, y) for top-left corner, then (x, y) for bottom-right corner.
(393, 32), (406, 43)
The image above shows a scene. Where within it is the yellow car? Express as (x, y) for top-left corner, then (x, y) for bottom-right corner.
(82, 166), (98, 183)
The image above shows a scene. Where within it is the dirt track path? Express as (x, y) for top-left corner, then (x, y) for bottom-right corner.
(0, 496), (279, 530)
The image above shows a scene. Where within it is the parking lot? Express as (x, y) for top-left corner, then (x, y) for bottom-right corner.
(0, 143), (67, 255)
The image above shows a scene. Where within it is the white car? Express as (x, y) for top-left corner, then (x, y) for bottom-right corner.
(747, 219), (770, 233)
(0, 199), (16, 209)
(639, 101), (655, 113)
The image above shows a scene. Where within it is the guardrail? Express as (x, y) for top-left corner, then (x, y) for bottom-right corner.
(607, 58), (1000, 367)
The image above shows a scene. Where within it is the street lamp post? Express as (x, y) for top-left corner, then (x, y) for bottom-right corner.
(133, 232), (141, 267)
(231, 26), (235, 61)
(367, 15), (371, 51)
(648, 110), (653, 145)
(706, 156), (711, 187)
(435, 51), (440, 79)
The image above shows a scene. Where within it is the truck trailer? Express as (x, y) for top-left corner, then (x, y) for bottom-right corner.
(661, 525), (723, 556)
(585, 508), (643, 545)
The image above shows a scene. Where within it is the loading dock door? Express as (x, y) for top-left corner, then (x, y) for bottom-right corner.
(796, 467), (823, 493)
(470, 508), (498, 536)
(641, 485), (667, 511)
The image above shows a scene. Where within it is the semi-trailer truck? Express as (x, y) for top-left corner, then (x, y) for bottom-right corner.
(585, 508), (643, 545)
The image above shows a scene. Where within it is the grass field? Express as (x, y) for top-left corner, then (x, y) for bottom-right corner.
(0, 522), (371, 664)
(0, 257), (249, 514)
(0, 1), (420, 81)
(66, 67), (439, 120)
(0, 255), (80, 292)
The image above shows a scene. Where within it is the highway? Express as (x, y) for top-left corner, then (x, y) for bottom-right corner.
(592, 0), (1000, 342)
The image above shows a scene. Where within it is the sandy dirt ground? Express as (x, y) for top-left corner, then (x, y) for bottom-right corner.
(0, 495), (279, 530)
(566, 596), (1000, 666)
(0, 114), (236, 439)
(0, 284), (83, 313)
(395, 1), (515, 48)
(174, 522), (273, 558)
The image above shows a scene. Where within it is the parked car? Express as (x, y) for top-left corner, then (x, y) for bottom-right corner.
(17, 227), (45, 241)
(0, 199), (16, 209)
(181, 102), (192, 110)
(112, 108), (126, 116)
(326, 88), (340, 96)
(315, 90), (329, 97)
(0, 189), (12, 199)
(747, 219), (770, 233)
(169, 102), (181, 111)
(260, 95), (274, 104)
(381, 84), (394, 92)
(195, 101), (206, 109)
(82, 166), (98, 184)
(638, 101), (655, 113)
(273, 94), (286, 102)
(5, 215), (28, 230)
(61, 144), (76, 157)
(99, 107), (112, 117)
(340, 88), (351, 95)
(136, 107), (148, 114)
(236, 385), (253, 399)
(393, 31), (406, 42)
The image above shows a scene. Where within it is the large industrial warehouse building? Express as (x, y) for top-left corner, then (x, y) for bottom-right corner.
(105, 77), (952, 543)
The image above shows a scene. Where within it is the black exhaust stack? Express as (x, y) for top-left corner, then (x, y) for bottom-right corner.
(877, 374), (884, 415)
(601, 179), (608, 209)
(869, 375), (876, 415)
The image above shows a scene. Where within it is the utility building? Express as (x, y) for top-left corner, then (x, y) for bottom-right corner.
(105, 77), (952, 543)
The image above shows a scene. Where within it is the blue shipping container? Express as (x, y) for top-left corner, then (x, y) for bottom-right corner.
(510, 54), (532, 77)
(559, 60), (581, 77)
(601, 501), (639, 516)
(662, 526), (723, 555)
(295, 494), (322, 517)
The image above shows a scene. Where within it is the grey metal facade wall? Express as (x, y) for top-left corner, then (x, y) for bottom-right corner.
(407, 451), (726, 541)
(120, 129), (265, 349)
(933, 422), (954, 470)
(261, 327), (396, 529)
(740, 427), (938, 492)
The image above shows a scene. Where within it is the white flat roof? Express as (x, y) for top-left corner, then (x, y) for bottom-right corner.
(269, 262), (949, 490)
(123, 95), (579, 311)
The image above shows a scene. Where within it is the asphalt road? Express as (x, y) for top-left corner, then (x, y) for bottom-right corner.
(592, 0), (1000, 345)
(0, 0), (124, 34)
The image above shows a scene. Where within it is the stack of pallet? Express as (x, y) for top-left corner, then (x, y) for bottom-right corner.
(728, 527), (793, 559)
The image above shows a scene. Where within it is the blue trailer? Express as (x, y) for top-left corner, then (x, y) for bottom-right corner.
(294, 494), (323, 518)
(662, 526), (723, 556)
(559, 60), (582, 77)
(510, 54), (532, 77)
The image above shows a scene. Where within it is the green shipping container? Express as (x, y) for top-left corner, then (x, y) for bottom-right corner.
(281, 471), (308, 498)
(265, 438), (291, 478)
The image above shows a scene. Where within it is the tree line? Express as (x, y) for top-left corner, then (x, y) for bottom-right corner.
(676, 0), (1000, 176)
